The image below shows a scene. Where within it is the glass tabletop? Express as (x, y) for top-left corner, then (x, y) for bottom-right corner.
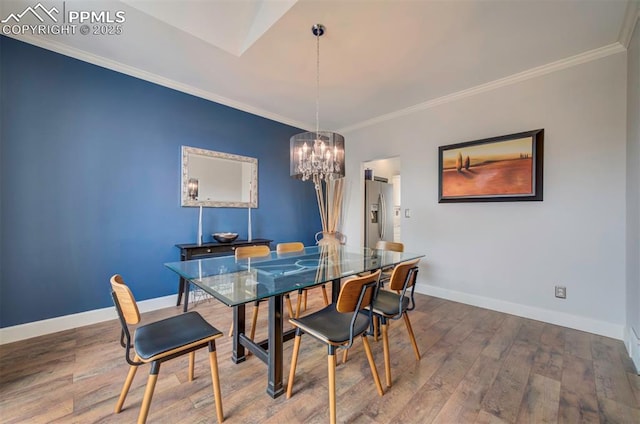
(165, 245), (425, 306)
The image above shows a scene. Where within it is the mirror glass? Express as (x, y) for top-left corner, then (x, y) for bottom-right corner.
(181, 146), (257, 208)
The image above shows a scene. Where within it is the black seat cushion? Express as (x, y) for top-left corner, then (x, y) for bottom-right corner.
(370, 290), (409, 318)
(134, 312), (221, 360)
(290, 304), (370, 344)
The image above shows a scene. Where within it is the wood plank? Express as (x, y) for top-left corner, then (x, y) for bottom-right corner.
(474, 409), (511, 424)
(597, 397), (640, 423)
(392, 314), (501, 423)
(0, 375), (74, 423)
(564, 329), (593, 361)
(531, 324), (565, 382)
(591, 335), (638, 408)
(482, 314), (522, 360)
(516, 373), (561, 423)
(558, 353), (600, 423)
(514, 318), (545, 347)
(481, 341), (536, 423)
(629, 371), (640, 407)
(431, 353), (502, 423)
(348, 338), (454, 423)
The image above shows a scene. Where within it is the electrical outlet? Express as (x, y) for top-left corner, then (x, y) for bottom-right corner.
(555, 285), (566, 299)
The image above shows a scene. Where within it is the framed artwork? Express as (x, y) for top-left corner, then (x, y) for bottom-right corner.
(438, 129), (544, 203)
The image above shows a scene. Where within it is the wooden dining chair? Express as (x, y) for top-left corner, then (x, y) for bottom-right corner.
(370, 258), (421, 387)
(375, 240), (404, 286)
(287, 270), (384, 424)
(375, 240), (404, 252)
(228, 245), (272, 340)
(276, 241), (329, 318)
(110, 274), (224, 424)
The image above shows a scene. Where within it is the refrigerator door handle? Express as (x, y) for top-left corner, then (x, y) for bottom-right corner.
(380, 193), (386, 240)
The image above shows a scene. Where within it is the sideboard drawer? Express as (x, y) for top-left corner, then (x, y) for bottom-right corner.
(189, 245), (235, 257)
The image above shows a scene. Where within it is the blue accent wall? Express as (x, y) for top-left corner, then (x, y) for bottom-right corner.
(0, 36), (320, 328)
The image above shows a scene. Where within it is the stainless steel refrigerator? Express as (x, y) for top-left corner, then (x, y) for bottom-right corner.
(364, 179), (395, 249)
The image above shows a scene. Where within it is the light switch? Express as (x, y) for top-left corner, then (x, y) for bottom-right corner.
(404, 209), (411, 218)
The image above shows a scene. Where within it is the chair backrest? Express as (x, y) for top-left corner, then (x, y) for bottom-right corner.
(336, 269), (381, 313)
(276, 242), (304, 254)
(375, 240), (404, 252)
(235, 245), (271, 259)
(110, 274), (141, 325)
(388, 258), (420, 291)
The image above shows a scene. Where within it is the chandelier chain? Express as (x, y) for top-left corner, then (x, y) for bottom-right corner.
(315, 26), (320, 137)
(289, 24), (344, 184)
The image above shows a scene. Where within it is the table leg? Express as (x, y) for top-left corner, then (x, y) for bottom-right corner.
(232, 304), (246, 363)
(266, 295), (284, 398)
(182, 279), (190, 313)
(331, 278), (341, 303)
(177, 278), (185, 306)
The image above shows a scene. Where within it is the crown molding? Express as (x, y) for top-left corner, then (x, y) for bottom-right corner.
(4, 34), (310, 131)
(4, 29), (628, 137)
(338, 43), (626, 134)
(618, 0), (640, 48)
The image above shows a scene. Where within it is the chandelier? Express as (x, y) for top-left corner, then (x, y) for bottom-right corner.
(290, 24), (345, 183)
(289, 24), (346, 246)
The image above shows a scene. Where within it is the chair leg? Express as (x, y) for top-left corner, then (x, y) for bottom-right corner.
(287, 333), (302, 398)
(208, 345), (224, 423)
(249, 302), (259, 341)
(228, 321), (234, 337)
(115, 361), (139, 413)
(304, 290), (308, 311)
(381, 322), (391, 387)
(403, 313), (421, 361)
(362, 336), (384, 397)
(373, 316), (379, 342)
(138, 363), (160, 424)
(321, 285), (329, 305)
(328, 352), (337, 424)
(188, 351), (195, 382)
(285, 294), (294, 319)
(296, 291), (304, 318)
(342, 348), (349, 364)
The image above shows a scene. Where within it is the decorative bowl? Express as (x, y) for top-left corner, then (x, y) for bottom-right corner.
(213, 232), (238, 243)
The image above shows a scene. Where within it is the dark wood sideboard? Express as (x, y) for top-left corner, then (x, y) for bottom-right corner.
(175, 238), (272, 312)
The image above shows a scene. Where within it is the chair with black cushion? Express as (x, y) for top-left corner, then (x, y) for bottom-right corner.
(286, 270), (384, 424)
(370, 258), (421, 388)
(374, 240), (404, 286)
(110, 274), (224, 424)
(276, 241), (328, 318)
(229, 245), (272, 340)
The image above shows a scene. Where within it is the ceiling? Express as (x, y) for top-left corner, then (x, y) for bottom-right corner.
(1, 0), (634, 132)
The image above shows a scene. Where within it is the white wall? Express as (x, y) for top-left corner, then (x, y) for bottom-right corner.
(342, 52), (628, 339)
(626, 16), (640, 369)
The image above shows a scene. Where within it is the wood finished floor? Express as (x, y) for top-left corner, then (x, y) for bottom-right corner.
(1, 291), (639, 423)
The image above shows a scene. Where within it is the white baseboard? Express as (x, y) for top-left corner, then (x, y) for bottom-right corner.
(624, 325), (640, 374)
(0, 287), (631, 353)
(415, 283), (625, 341)
(0, 295), (178, 345)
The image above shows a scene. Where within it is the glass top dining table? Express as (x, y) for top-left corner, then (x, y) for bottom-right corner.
(164, 244), (425, 398)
